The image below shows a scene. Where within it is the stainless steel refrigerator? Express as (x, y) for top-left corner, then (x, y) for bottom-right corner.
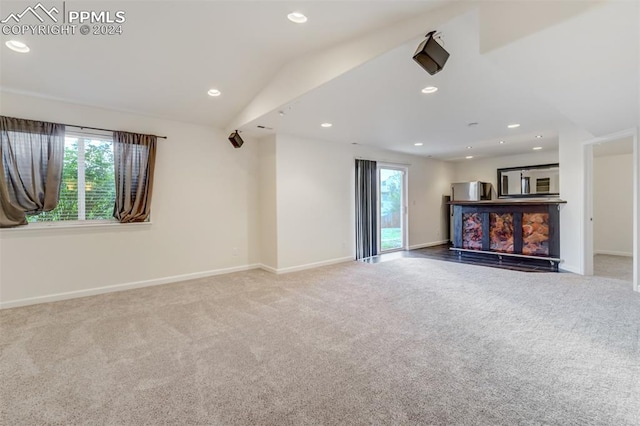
(449, 181), (492, 242)
(451, 181), (492, 202)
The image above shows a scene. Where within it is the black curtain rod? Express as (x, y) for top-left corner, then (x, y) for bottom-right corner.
(66, 123), (167, 139)
(2, 115), (167, 139)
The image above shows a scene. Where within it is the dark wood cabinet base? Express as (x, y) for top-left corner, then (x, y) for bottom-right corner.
(449, 199), (566, 271)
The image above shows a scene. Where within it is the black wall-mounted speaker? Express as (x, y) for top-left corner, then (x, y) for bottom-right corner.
(228, 131), (244, 148)
(413, 31), (449, 75)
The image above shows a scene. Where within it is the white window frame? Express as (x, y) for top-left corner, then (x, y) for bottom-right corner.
(64, 128), (113, 223)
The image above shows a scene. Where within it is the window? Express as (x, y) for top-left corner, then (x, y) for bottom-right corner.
(378, 166), (406, 251)
(29, 130), (115, 222)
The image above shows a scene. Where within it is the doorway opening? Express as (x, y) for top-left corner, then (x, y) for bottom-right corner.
(584, 128), (638, 292)
(378, 165), (407, 252)
(592, 138), (634, 281)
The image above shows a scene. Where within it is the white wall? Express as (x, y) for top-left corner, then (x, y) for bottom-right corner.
(2, 94), (633, 307)
(0, 93), (455, 305)
(274, 134), (454, 270)
(558, 126), (594, 274)
(258, 135), (277, 270)
(594, 153), (633, 256)
(452, 150), (559, 197)
(0, 92), (260, 307)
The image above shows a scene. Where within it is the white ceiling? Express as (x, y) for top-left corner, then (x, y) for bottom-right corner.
(0, 0), (444, 127)
(484, 0), (639, 140)
(247, 9), (566, 161)
(0, 1), (638, 161)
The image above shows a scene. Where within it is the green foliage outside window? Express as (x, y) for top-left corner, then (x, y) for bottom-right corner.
(381, 172), (402, 217)
(84, 140), (116, 219)
(29, 138), (115, 222)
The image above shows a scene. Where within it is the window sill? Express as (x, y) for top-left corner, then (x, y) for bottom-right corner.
(0, 220), (152, 232)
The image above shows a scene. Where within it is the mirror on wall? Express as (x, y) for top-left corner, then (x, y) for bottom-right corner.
(497, 163), (560, 198)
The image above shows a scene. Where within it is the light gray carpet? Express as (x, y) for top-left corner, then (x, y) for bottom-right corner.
(594, 254), (633, 282)
(1, 258), (639, 425)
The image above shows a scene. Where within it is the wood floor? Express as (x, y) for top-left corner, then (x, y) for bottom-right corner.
(362, 243), (559, 273)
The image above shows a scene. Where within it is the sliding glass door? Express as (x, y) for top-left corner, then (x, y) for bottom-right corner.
(378, 166), (407, 252)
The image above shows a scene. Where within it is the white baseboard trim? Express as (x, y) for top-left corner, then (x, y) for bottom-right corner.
(258, 264), (278, 274)
(594, 250), (633, 257)
(408, 240), (449, 250)
(260, 256), (354, 275)
(559, 264), (581, 274)
(0, 263), (262, 310)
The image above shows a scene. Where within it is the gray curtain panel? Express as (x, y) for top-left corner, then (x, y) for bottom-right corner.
(113, 131), (157, 223)
(355, 159), (378, 260)
(0, 116), (65, 228)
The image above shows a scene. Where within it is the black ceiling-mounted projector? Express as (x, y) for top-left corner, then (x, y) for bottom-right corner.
(413, 31), (449, 75)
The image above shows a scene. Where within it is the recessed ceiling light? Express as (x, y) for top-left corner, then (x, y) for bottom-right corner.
(507, 123), (520, 129)
(466, 146), (472, 149)
(5, 40), (29, 53)
(287, 12), (308, 23)
(421, 86), (438, 94)
(499, 140), (506, 144)
(465, 155), (474, 159)
(321, 122), (332, 128)
(414, 142), (424, 146)
(533, 146), (543, 150)
(535, 135), (543, 138)
(207, 89), (221, 97)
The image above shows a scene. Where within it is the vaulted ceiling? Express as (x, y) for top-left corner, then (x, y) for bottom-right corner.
(1, 1), (638, 161)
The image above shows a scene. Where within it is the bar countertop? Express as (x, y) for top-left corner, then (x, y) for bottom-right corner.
(448, 198), (566, 206)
